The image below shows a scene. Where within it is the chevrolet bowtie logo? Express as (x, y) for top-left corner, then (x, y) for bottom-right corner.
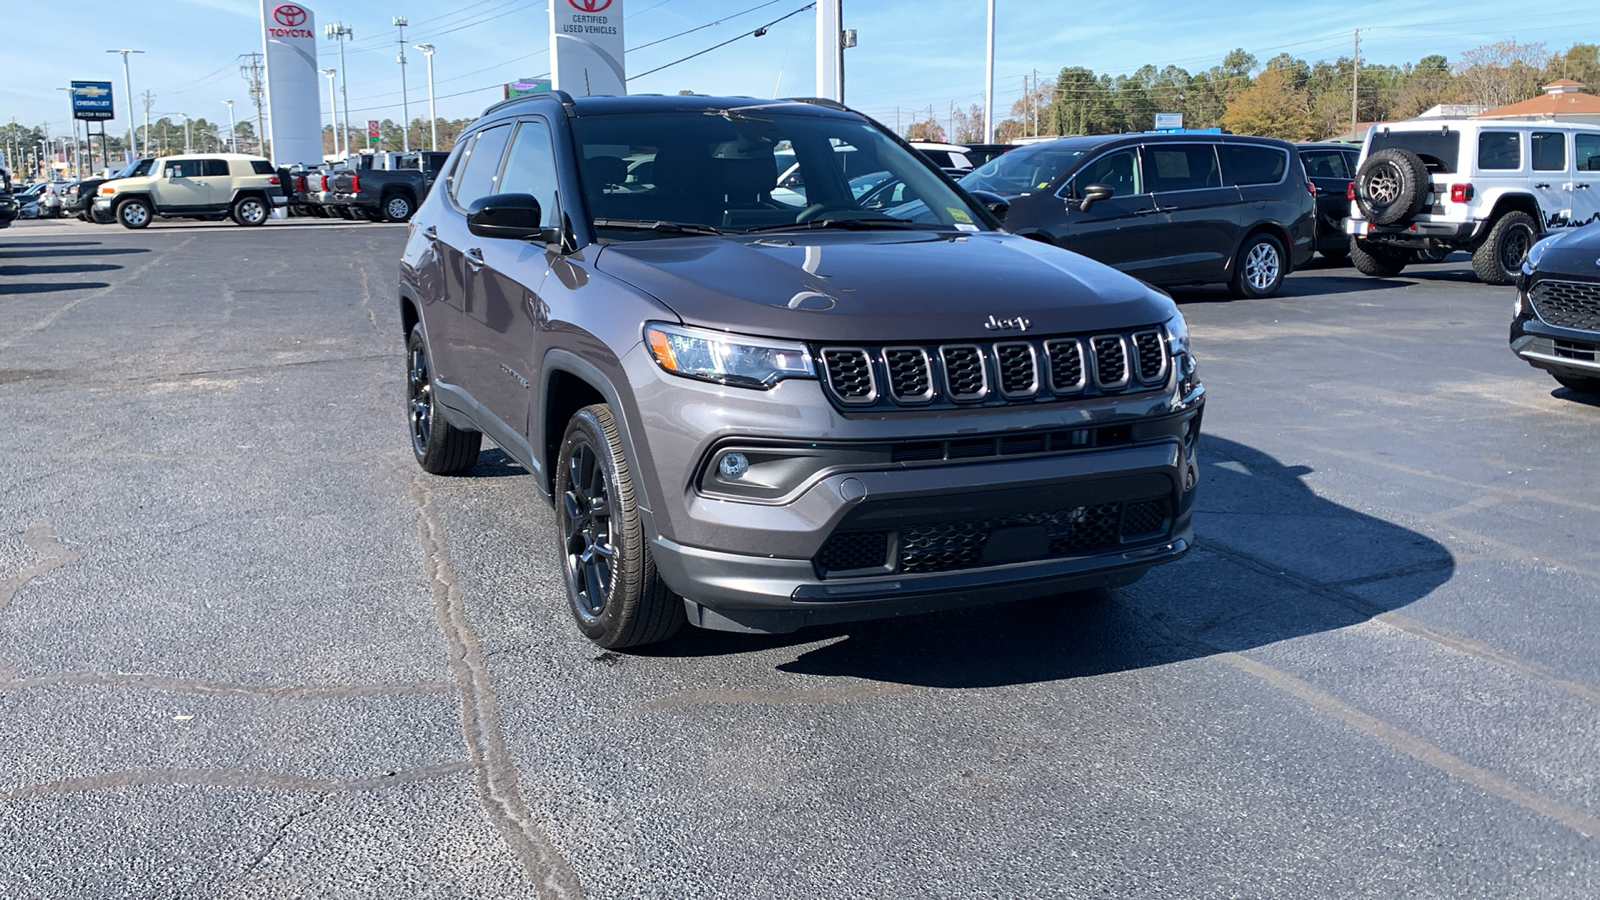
(75, 86), (110, 98)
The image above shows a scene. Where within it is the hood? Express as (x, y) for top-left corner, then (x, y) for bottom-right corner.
(594, 231), (1174, 343)
(1534, 222), (1600, 275)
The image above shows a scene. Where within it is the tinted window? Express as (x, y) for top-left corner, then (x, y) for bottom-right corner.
(1532, 132), (1566, 172)
(1143, 143), (1221, 192)
(1578, 134), (1600, 172)
(959, 142), (1090, 194)
(164, 160), (197, 178)
(1369, 129), (1460, 173)
(201, 159), (230, 177)
(1075, 148), (1142, 196)
(1222, 144), (1290, 185)
(450, 124), (513, 206)
(499, 120), (560, 228)
(1478, 132), (1522, 170)
(250, 159), (275, 175)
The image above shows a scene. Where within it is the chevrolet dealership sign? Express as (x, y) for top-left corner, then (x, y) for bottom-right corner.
(72, 82), (115, 121)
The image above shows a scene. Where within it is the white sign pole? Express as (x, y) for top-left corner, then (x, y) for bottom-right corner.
(815, 0), (840, 101)
(550, 0), (626, 97)
(261, 1), (324, 166)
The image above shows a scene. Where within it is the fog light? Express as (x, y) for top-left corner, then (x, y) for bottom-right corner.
(717, 452), (750, 480)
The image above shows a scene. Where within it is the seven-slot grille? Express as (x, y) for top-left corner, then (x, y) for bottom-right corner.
(1529, 279), (1600, 332)
(818, 328), (1169, 410)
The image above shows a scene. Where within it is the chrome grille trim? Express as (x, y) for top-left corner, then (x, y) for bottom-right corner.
(1131, 329), (1168, 384)
(1090, 335), (1130, 389)
(820, 347), (877, 405)
(1044, 338), (1087, 394)
(993, 341), (1039, 398)
(883, 346), (935, 404)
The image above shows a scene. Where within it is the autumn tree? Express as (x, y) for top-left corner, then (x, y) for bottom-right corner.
(1222, 65), (1315, 140)
(1543, 43), (1600, 90)
(1455, 40), (1547, 108)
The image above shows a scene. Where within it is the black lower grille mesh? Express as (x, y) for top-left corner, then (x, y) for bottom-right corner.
(1122, 498), (1171, 536)
(815, 531), (888, 572)
(1531, 280), (1600, 331)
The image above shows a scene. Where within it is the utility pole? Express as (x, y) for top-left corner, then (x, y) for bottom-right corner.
(393, 17), (411, 152)
(222, 100), (237, 153)
(139, 90), (155, 156)
(240, 53), (266, 157)
(325, 23), (355, 157)
(106, 49), (145, 158)
(949, 100), (955, 143)
(1032, 68), (1040, 137)
(1352, 29), (1360, 141)
(984, 0), (995, 143)
(319, 69), (338, 158)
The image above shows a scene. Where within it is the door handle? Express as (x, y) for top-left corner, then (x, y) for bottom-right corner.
(465, 248), (485, 270)
(1134, 208), (1158, 216)
(422, 225), (438, 242)
(1576, 183), (1592, 190)
(1534, 183), (1551, 189)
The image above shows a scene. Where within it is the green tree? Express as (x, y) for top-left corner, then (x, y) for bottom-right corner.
(1222, 66), (1315, 140)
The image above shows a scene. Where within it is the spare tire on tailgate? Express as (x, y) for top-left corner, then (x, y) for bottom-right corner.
(1355, 148), (1430, 225)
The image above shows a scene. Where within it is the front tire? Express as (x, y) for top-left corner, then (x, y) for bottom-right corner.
(232, 195), (269, 227)
(1472, 211), (1536, 286)
(1229, 232), (1286, 299)
(1350, 238), (1409, 277)
(555, 404), (684, 649)
(406, 324), (482, 474)
(116, 198), (151, 229)
(382, 192), (415, 223)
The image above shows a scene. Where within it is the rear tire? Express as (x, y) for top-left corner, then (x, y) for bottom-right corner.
(1471, 211), (1536, 286)
(1229, 232), (1286, 299)
(231, 195), (269, 227)
(1554, 374), (1600, 396)
(382, 192), (415, 223)
(406, 324), (482, 474)
(555, 404), (684, 649)
(1350, 238), (1408, 277)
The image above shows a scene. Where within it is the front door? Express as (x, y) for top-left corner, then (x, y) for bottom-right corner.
(157, 159), (214, 209)
(1573, 133), (1600, 229)
(1054, 147), (1167, 278)
(435, 123), (514, 415)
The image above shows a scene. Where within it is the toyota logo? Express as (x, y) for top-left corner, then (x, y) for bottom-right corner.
(274, 4), (308, 26)
(567, 0), (612, 11)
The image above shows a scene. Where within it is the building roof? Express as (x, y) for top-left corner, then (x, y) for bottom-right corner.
(1474, 81), (1600, 119)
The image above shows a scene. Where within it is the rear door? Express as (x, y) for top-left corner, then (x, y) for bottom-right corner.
(1143, 142), (1241, 282)
(434, 123), (514, 409)
(1530, 130), (1573, 230)
(1573, 133), (1600, 228)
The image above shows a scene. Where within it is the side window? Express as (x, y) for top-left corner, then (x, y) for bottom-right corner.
(1478, 132), (1522, 170)
(1221, 144), (1290, 185)
(449, 124), (513, 207)
(1532, 132), (1567, 172)
(1075, 148), (1142, 197)
(1143, 143), (1222, 192)
(165, 160), (193, 178)
(250, 160), (275, 175)
(1577, 134), (1600, 172)
(202, 159), (231, 177)
(498, 119), (560, 228)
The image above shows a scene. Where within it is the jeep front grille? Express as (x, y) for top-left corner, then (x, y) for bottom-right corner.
(817, 328), (1169, 410)
(1530, 279), (1600, 332)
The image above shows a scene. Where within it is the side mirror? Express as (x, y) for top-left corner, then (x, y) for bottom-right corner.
(1076, 183), (1114, 212)
(466, 193), (559, 243)
(965, 189), (1010, 221)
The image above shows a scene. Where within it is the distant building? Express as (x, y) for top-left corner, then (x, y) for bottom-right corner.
(1472, 80), (1600, 126)
(1418, 103), (1489, 118)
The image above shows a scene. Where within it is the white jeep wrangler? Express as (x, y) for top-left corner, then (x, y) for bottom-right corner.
(1344, 118), (1600, 283)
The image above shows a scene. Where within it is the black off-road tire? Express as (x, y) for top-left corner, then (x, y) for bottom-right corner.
(555, 404), (684, 649)
(382, 192), (415, 223)
(1356, 148), (1430, 225)
(1471, 211), (1537, 286)
(231, 195), (269, 227)
(406, 325), (482, 474)
(1229, 232), (1287, 299)
(1350, 238), (1409, 277)
(116, 198), (152, 229)
(1553, 374), (1600, 396)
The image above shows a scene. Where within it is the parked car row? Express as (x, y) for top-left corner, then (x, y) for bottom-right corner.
(286, 150), (449, 223)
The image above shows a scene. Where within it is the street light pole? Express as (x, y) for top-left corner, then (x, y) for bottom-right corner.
(984, 0), (995, 143)
(55, 86), (81, 179)
(106, 49), (145, 159)
(393, 17), (411, 152)
(222, 100), (237, 153)
(176, 114), (191, 154)
(325, 23), (354, 157)
(318, 69), (339, 159)
(413, 44), (436, 151)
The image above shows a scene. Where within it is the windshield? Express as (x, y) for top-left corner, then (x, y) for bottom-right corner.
(570, 108), (987, 239)
(958, 142), (1090, 195)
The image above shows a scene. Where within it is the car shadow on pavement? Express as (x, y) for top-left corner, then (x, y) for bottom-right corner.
(0, 263), (122, 277)
(653, 435), (1455, 689)
(0, 282), (113, 295)
(0, 246), (148, 259)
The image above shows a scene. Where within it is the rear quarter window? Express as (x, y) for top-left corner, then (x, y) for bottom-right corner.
(250, 160), (275, 175)
(1578, 134), (1600, 172)
(1477, 132), (1522, 171)
(1221, 144), (1289, 185)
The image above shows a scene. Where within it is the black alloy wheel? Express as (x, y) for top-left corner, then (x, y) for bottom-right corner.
(406, 324), (481, 474)
(1472, 211), (1537, 286)
(563, 438), (615, 625)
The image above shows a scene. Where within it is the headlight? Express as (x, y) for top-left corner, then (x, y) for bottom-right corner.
(644, 322), (815, 389)
(1164, 310), (1191, 358)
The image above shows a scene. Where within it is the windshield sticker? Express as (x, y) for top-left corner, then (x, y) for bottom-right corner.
(947, 207), (973, 224)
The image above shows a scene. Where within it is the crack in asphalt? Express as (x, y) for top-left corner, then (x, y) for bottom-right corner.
(411, 476), (586, 900)
(0, 520), (84, 616)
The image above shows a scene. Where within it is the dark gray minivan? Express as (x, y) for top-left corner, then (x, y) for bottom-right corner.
(960, 133), (1316, 298)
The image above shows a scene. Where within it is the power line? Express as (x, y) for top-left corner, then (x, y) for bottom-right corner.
(629, 2), (815, 81)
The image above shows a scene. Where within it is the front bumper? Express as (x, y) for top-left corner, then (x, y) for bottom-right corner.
(1511, 306), (1600, 378)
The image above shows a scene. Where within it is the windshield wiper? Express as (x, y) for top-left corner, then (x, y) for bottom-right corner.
(591, 217), (727, 235)
(743, 216), (926, 233)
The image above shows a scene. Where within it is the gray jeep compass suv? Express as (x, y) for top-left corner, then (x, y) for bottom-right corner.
(399, 93), (1205, 648)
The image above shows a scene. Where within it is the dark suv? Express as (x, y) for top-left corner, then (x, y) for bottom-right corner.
(959, 132), (1316, 298)
(400, 93), (1205, 648)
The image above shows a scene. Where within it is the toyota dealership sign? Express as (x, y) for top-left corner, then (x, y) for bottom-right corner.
(549, 0), (625, 96)
(260, 0), (323, 166)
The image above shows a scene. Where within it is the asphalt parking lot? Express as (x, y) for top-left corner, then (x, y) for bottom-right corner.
(2, 216), (1598, 899)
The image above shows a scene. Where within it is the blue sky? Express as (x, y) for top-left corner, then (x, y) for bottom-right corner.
(5, 0), (1599, 141)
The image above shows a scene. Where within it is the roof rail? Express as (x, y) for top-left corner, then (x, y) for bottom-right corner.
(480, 88), (577, 118)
